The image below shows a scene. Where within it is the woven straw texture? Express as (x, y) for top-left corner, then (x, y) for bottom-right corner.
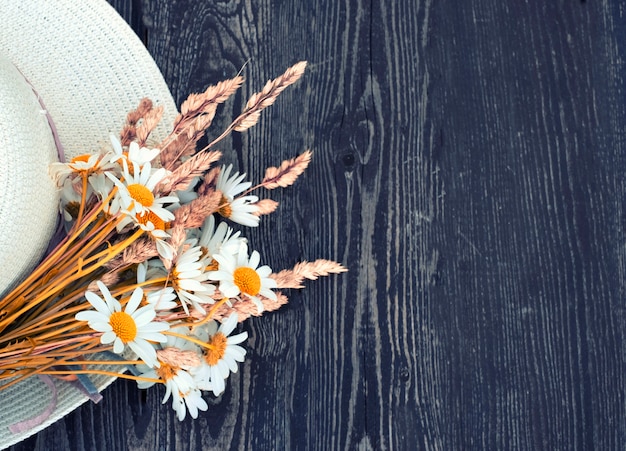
(0, 0), (177, 448)
(0, 55), (59, 298)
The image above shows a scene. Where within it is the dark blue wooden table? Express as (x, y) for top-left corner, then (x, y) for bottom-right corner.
(10, 1), (625, 449)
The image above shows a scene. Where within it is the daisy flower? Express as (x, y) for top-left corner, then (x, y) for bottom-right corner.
(137, 262), (178, 311)
(88, 170), (116, 203)
(196, 215), (246, 270)
(192, 313), (248, 396)
(215, 164), (260, 227)
(176, 388), (209, 421)
(208, 242), (277, 312)
(58, 178), (90, 222)
(110, 134), (160, 168)
(107, 160), (178, 223)
(136, 328), (208, 420)
(49, 152), (115, 187)
(170, 246), (217, 314)
(137, 362), (205, 420)
(75, 281), (169, 368)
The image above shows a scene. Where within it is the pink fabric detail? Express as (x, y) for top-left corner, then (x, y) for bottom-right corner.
(15, 65), (65, 162)
(9, 375), (58, 434)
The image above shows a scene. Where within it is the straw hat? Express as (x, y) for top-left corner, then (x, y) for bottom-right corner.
(0, 0), (177, 447)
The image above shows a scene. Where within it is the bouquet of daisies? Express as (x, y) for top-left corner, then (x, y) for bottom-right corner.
(0, 62), (345, 420)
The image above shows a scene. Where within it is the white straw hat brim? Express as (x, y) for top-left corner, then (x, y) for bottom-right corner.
(0, 0), (177, 447)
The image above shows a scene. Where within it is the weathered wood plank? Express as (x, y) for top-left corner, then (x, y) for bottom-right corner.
(8, 0), (626, 450)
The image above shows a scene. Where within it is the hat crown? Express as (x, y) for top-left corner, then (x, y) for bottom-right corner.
(0, 53), (59, 297)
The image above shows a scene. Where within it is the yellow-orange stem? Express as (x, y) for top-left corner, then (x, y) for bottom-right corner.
(163, 330), (217, 351)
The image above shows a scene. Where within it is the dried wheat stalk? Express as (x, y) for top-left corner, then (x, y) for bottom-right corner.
(205, 62), (308, 149)
(120, 98), (154, 146)
(197, 168), (220, 197)
(157, 347), (202, 369)
(159, 76), (245, 168)
(105, 237), (158, 269)
(136, 105), (164, 146)
(171, 191), (222, 229)
(210, 292), (290, 322)
(262, 150), (312, 189)
(174, 76), (245, 133)
(233, 61), (307, 132)
(271, 260), (348, 289)
(156, 150), (222, 194)
(252, 199), (279, 216)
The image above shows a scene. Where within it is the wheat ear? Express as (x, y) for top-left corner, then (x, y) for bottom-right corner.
(271, 260), (348, 289)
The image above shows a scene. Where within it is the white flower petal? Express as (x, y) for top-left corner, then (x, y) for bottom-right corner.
(132, 305), (157, 326)
(113, 337), (125, 354)
(219, 313), (238, 336)
(227, 331), (248, 346)
(100, 331), (117, 344)
(84, 291), (111, 316)
(125, 287), (144, 315)
(129, 339), (158, 366)
(75, 310), (106, 323)
(248, 251), (260, 270)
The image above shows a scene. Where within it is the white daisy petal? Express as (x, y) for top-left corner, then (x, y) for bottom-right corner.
(113, 337), (125, 354)
(84, 291), (111, 316)
(259, 288), (278, 301)
(132, 306), (157, 326)
(227, 332), (249, 346)
(100, 331), (117, 344)
(129, 340), (158, 367)
(227, 345), (247, 362)
(219, 314), (238, 336)
(125, 287), (144, 315)
(222, 358), (236, 374)
(75, 311), (105, 323)
(248, 251), (260, 269)
(88, 321), (113, 332)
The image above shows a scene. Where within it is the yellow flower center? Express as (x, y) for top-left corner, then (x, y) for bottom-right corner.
(70, 154), (91, 164)
(117, 154), (137, 174)
(109, 311), (137, 344)
(156, 361), (179, 381)
(204, 332), (228, 366)
(233, 267), (261, 296)
(204, 259), (219, 272)
(127, 183), (155, 207)
(218, 195), (232, 219)
(137, 210), (165, 230)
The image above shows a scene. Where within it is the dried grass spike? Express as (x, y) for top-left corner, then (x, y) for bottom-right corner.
(136, 105), (164, 146)
(120, 98), (154, 146)
(233, 61), (307, 132)
(178, 76), (245, 118)
(271, 259), (347, 289)
(86, 271), (120, 292)
(105, 237), (158, 269)
(252, 199), (279, 216)
(233, 110), (262, 133)
(262, 150), (312, 189)
(197, 167), (220, 197)
(171, 191), (221, 229)
(157, 150), (222, 194)
(210, 292), (289, 322)
(157, 348), (201, 369)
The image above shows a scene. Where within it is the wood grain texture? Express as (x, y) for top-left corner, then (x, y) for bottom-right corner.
(9, 0), (625, 449)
